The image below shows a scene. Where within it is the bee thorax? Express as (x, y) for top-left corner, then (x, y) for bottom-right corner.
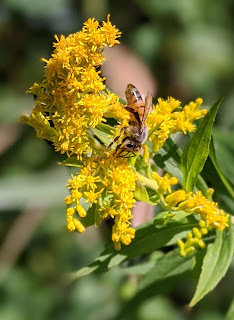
(124, 125), (148, 144)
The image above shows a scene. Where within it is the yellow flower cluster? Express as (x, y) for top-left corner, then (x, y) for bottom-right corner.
(177, 220), (210, 257)
(152, 172), (229, 255)
(152, 172), (178, 194)
(147, 97), (207, 152)
(20, 15), (230, 253)
(154, 172), (229, 230)
(65, 155), (136, 250)
(19, 16), (127, 160)
(177, 191), (229, 230)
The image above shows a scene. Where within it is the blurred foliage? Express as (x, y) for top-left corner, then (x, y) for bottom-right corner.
(0, 0), (233, 319)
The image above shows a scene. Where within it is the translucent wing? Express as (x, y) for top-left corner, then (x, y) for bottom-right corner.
(142, 91), (152, 126)
(125, 84), (145, 125)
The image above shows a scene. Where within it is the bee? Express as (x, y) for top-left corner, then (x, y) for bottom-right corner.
(107, 84), (152, 157)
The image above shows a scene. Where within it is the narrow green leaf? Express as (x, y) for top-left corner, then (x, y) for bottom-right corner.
(212, 128), (234, 183)
(189, 216), (234, 306)
(107, 254), (127, 269)
(209, 137), (234, 198)
(226, 298), (234, 320)
(181, 97), (223, 192)
(59, 157), (82, 167)
(68, 215), (198, 280)
(155, 138), (208, 194)
(120, 261), (156, 276)
(135, 156), (151, 176)
(64, 253), (112, 283)
(146, 187), (160, 204)
(65, 265), (99, 283)
(139, 249), (194, 290)
(154, 149), (183, 185)
(154, 211), (198, 246)
(163, 137), (182, 164)
(113, 249), (194, 320)
(91, 127), (111, 146)
(195, 175), (209, 196)
(96, 122), (114, 135)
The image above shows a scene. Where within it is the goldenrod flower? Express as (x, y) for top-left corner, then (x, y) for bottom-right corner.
(20, 15), (124, 160)
(147, 97), (207, 152)
(178, 191), (229, 230)
(152, 172), (178, 194)
(149, 171), (229, 254)
(20, 15), (229, 252)
(165, 190), (186, 207)
(177, 220), (209, 257)
(151, 172), (229, 232)
(66, 155), (136, 250)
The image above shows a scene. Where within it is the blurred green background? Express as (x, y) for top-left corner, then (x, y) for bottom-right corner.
(0, 1), (233, 319)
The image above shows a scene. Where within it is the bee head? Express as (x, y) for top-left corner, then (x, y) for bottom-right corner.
(122, 139), (141, 152)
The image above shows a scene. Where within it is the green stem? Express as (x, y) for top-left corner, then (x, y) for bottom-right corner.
(136, 173), (158, 191)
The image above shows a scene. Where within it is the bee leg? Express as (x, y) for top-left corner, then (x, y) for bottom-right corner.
(106, 127), (127, 151)
(114, 145), (127, 158)
(116, 149), (135, 158)
(128, 152), (136, 157)
(106, 134), (121, 151)
(122, 152), (136, 158)
(123, 151), (131, 158)
(114, 143), (123, 156)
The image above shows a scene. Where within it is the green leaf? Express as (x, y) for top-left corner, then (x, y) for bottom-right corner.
(154, 138), (208, 194)
(189, 216), (234, 306)
(119, 261), (156, 276)
(212, 127), (234, 183)
(139, 249), (194, 291)
(95, 122), (114, 135)
(59, 157), (82, 167)
(64, 253), (112, 283)
(209, 137), (234, 198)
(95, 193), (114, 226)
(226, 298), (234, 320)
(135, 156), (151, 177)
(162, 137), (182, 164)
(146, 187), (160, 204)
(195, 175), (209, 196)
(113, 249), (194, 320)
(153, 148), (183, 185)
(80, 204), (96, 228)
(67, 214), (198, 281)
(91, 126), (112, 146)
(181, 97), (223, 192)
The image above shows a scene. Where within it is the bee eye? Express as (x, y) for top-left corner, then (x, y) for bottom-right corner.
(126, 142), (135, 148)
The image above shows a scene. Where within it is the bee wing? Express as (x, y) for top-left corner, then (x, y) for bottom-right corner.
(125, 84), (145, 125)
(140, 91), (152, 128)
